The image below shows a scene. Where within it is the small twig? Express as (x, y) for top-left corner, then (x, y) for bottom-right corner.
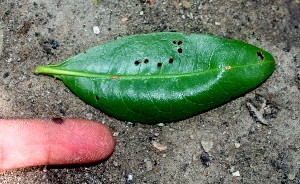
(246, 102), (269, 125)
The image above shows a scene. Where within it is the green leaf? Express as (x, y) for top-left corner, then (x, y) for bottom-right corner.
(35, 32), (275, 123)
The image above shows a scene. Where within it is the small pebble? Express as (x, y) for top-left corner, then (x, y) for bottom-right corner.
(232, 171), (240, 177)
(113, 161), (119, 167)
(156, 123), (165, 127)
(121, 16), (128, 22)
(93, 26), (100, 35)
(215, 21), (221, 26)
(145, 160), (153, 171)
(139, 11), (144, 16)
(113, 132), (119, 137)
(187, 13), (194, 19)
(7, 58), (13, 63)
(234, 143), (241, 148)
(288, 172), (296, 180)
(182, 1), (191, 9)
(152, 141), (167, 151)
(192, 154), (198, 162)
(201, 141), (214, 152)
(127, 174), (133, 181)
(125, 121), (134, 128)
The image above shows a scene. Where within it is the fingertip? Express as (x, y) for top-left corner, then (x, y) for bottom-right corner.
(0, 118), (115, 171)
(46, 118), (115, 165)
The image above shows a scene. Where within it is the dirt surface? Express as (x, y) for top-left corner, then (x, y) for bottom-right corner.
(0, 0), (299, 183)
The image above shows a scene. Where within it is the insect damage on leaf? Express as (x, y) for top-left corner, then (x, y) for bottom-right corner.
(225, 66), (231, 70)
(257, 51), (265, 61)
(35, 32), (275, 124)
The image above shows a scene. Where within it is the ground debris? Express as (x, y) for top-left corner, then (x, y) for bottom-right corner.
(246, 94), (280, 125)
(0, 29), (3, 57)
(144, 159), (153, 171)
(201, 141), (214, 152)
(200, 152), (211, 166)
(232, 171), (240, 177)
(152, 141), (167, 151)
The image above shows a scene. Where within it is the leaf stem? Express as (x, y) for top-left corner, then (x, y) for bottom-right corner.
(35, 66), (105, 78)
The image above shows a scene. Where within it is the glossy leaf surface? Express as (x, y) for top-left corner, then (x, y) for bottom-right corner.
(35, 32), (275, 123)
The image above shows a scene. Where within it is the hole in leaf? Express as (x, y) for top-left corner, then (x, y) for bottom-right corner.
(172, 41), (177, 44)
(257, 51), (264, 61)
(134, 60), (141, 65)
(177, 40), (183, 45)
(169, 57), (174, 64)
(157, 62), (162, 67)
(144, 59), (149, 63)
(95, 95), (100, 101)
(178, 48), (183, 54)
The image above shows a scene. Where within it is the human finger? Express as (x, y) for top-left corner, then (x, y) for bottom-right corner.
(0, 118), (115, 171)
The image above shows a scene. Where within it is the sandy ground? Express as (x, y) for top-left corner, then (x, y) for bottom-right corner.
(0, 0), (299, 183)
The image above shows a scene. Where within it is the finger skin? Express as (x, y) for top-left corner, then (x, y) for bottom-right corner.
(0, 118), (115, 171)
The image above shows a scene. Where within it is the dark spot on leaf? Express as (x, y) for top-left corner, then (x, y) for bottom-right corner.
(172, 41), (177, 44)
(257, 51), (264, 61)
(52, 118), (64, 124)
(169, 57), (174, 64)
(157, 62), (162, 67)
(144, 59), (149, 63)
(178, 48), (183, 54)
(134, 60), (141, 65)
(95, 95), (100, 101)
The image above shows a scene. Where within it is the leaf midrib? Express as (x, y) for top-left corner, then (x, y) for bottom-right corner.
(35, 63), (264, 79)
